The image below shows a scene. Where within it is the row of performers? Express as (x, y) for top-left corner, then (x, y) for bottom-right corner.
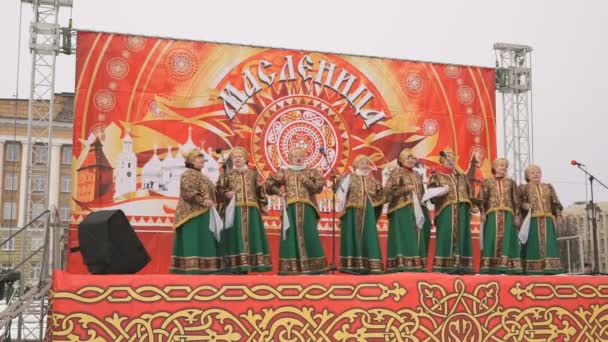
(170, 146), (563, 276)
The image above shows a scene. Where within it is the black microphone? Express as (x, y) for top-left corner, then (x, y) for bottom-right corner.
(439, 150), (460, 174)
(215, 147), (228, 170)
(571, 160), (585, 167)
(318, 146), (336, 176)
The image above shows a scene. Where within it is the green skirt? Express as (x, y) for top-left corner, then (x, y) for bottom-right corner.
(279, 202), (328, 275)
(170, 212), (222, 274)
(220, 206), (272, 273)
(521, 216), (563, 275)
(339, 199), (383, 274)
(432, 203), (473, 274)
(386, 205), (423, 273)
(419, 207), (432, 267)
(480, 210), (522, 274)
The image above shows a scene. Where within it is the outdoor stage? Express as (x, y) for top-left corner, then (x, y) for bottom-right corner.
(47, 271), (608, 341)
(53, 30), (607, 341)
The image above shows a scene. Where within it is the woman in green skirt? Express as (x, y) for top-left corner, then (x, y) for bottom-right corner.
(519, 164), (563, 275)
(171, 149), (221, 274)
(478, 158), (522, 274)
(336, 155), (384, 274)
(384, 148), (430, 272)
(217, 147), (272, 273)
(266, 147), (329, 275)
(428, 149), (474, 274)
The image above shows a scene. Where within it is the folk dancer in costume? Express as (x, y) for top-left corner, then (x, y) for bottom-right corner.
(477, 158), (523, 274)
(216, 147), (272, 273)
(428, 149), (475, 274)
(384, 149), (431, 272)
(171, 149), (221, 274)
(335, 155), (384, 274)
(384, 148), (431, 272)
(266, 147), (329, 275)
(518, 164), (564, 275)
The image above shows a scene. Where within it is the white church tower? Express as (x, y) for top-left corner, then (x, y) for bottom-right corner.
(114, 131), (137, 199)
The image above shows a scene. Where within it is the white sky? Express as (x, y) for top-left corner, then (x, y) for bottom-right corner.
(1, 0), (607, 206)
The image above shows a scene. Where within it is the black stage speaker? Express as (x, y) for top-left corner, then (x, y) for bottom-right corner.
(76, 209), (150, 274)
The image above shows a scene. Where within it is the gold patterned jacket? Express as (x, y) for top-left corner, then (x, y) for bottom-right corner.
(384, 167), (425, 214)
(217, 168), (268, 209)
(173, 169), (216, 229)
(266, 168), (325, 213)
(428, 171), (473, 216)
(339, 173), (384, 212)
(477, 177), (519, 217)
(518, 183), (563, 218)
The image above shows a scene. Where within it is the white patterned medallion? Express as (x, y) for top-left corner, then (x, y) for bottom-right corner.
(94, 90), (116, 112)
(107, 58), (129, 80)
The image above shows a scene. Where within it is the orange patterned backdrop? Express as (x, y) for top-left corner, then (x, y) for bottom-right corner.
(68, 31), (496, 274)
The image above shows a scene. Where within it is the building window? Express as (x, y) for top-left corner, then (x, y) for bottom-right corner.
(31, 237), (43, 250)
(33, 144), (48, 164)
(32, 203), (45, 218)
(0, 264), (13, 271)
(5, 173), (18, 191)
(3, 202), (17, 220)
(32, 175), (47, 192)
(62, 145), (72, 165)
(6, 142), (19, 162)
(60, 205), (70, 222)
(61, 175), (71, 193)
(30, 263), (41, 279)
(1, 236), (15, 251)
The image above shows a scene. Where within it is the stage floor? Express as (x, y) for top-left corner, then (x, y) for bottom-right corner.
(48, 270), (608, 341)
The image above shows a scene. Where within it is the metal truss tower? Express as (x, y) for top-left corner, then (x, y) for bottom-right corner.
(494, 43), (534, 183)
(0, 1), (73, 341)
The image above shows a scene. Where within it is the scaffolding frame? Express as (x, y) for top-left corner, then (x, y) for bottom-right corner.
(494, 43), (534, 183)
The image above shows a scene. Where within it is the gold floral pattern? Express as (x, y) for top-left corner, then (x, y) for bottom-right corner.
(49, 277), (608, 341)
(339, 173), (384, 211)
(428, 171), (473, 217)
(519, 183), (563, 218)
(52, 282), (406, 303)
(511, 282), (608, 301)
(384, 167), (425, 214)
(173, 169), (216, 229)
(477, 177), (519, 217)
(217, 168), (268, 209)
(266, 168), (325, 212)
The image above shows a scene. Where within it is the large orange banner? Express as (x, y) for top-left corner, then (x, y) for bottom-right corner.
(68, 31), (496, 273)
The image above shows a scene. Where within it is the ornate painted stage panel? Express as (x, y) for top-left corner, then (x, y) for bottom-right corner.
(48, 271), (608, 341)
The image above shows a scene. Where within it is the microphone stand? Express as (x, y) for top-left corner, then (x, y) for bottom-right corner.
(320, 149), (338, 274)
(441, 154), (462, 274)
(217, 150), (233, 275)
(574, 164), (608, 275)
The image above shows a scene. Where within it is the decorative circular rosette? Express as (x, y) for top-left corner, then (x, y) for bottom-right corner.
(469, 145), (486, 164)
(457, 85), (475, 105)
(467, 115), (483, 135)
(124, 36), (146, 52)
(252, 95), (350, 177)
(405, 73), (424, 94)
(165, 48), (198, 81)
(444, 64), (461, 78)
(89, 122), (107, 141)
(93, 90), (116, 112)
(106, 58), (129, 80)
